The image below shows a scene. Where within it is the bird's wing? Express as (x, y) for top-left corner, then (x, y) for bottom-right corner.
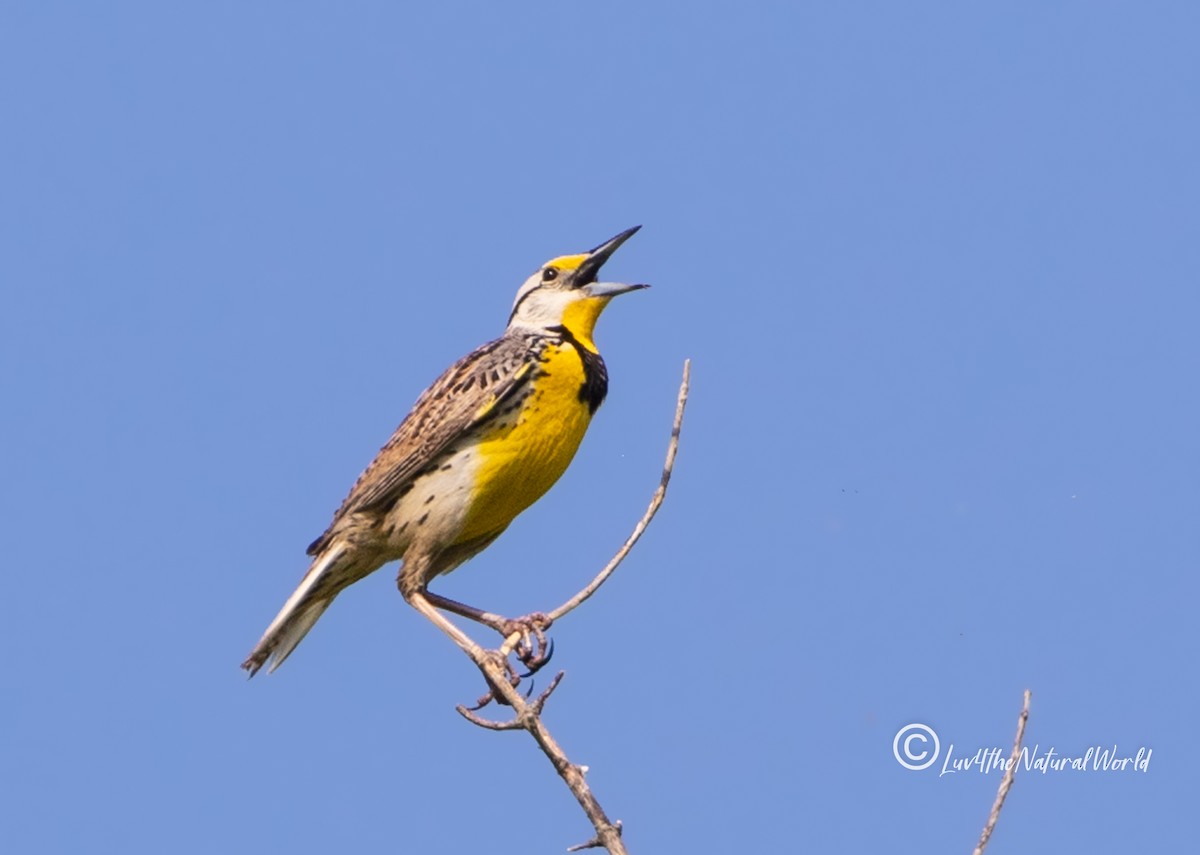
(306, 334), (537, 556)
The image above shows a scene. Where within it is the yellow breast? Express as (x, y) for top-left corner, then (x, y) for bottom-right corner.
(457, 343), (595, 541)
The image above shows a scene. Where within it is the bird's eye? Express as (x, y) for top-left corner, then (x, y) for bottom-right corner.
(542, 267), (558, 282)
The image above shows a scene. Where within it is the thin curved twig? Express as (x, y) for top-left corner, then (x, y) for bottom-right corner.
(974, 689), (1032, 855)
(499, 358), (691, 657)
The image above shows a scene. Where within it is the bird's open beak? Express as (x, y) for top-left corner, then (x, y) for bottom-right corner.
(577, 225), (649, 297)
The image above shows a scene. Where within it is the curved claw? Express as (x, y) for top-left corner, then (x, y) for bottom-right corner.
(519, 637), (554, 678)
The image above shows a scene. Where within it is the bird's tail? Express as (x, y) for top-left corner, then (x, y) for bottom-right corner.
(242, 542), (352, 677)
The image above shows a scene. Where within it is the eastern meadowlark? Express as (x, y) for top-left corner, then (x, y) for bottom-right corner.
(242, 226), (647, 676)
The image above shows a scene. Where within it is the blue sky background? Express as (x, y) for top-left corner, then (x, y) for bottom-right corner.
(2, 3), (1196, 852)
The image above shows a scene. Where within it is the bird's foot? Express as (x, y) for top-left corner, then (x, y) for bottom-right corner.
(498, 612), (555, 677)
(463, 613), (555, 710)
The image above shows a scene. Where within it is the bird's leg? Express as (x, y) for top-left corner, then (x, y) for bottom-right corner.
(422, 590), (555, 676)
(403, 587), (517, 708)
(402, 588), (484, 659)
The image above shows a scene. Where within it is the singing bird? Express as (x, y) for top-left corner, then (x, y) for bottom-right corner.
(243, 226), (647, 675)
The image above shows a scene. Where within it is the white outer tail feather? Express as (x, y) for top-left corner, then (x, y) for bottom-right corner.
(245, 543), (348, 675)
(264, 599), (332, 673)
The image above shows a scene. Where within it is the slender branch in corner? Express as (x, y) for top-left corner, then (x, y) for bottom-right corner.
(449, 359), (691, 854)
(973, 689), (1032, 855)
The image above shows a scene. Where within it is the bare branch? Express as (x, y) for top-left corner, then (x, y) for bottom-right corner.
(973, 689), (1032, 855)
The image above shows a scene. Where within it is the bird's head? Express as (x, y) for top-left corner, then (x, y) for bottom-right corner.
(507, 226), (648, 350)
